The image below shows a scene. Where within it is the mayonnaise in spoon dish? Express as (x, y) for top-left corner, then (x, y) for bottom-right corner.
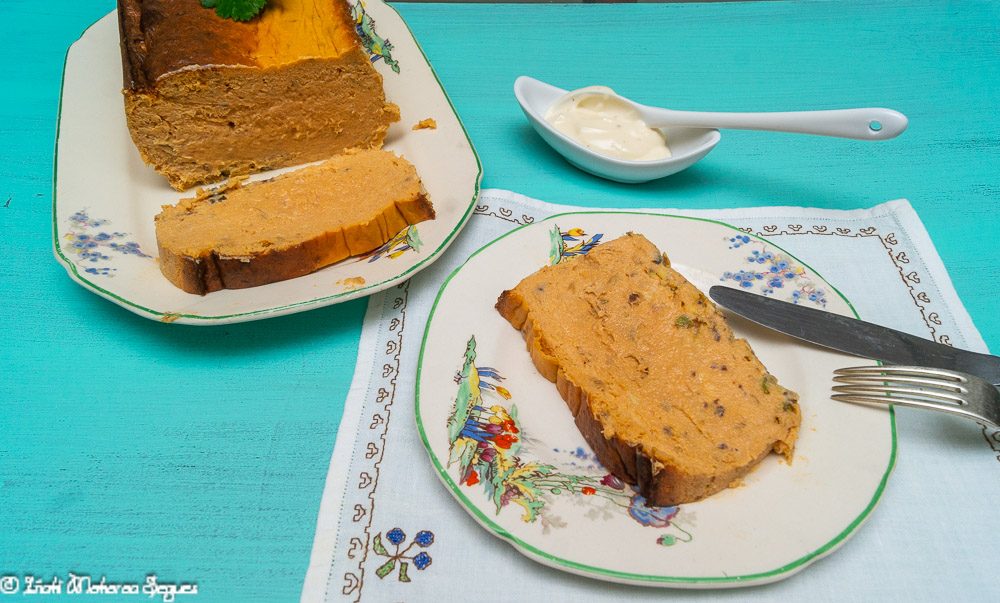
(515, 76), (907, 183)
(544, 86), (673, 162)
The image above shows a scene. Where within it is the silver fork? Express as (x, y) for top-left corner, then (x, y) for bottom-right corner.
(832, 365), (1000, 430)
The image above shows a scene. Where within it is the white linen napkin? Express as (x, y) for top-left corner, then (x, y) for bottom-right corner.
(302, 190), (997, 602)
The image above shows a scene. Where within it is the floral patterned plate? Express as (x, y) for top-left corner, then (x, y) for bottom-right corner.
(416, 212), (896, 587)
(53, 2), (480, 324)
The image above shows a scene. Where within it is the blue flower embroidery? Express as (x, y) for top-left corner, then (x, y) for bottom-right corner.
(414, 530), (434, 547)
(373, 528), (435, 582)
(386, 527), (406, 546)
(413, 552), (432, 570)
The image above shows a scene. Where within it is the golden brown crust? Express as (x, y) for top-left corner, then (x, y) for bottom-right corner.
(117, 0), (145, 90)
(156, 224), (350, 295)
(118, 0), (363, 87)
(118, 0), (258, 90)
(495, 234), (800, 507)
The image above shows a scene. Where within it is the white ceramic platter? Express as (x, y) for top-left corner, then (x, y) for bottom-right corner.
(53, 2), (481, 324)
(416, 212), (896, 587)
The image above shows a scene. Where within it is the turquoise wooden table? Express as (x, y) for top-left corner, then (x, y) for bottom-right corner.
(3, 1), (997, 600)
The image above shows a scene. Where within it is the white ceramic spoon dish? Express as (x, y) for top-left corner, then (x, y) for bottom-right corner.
(514, 76), (907, 183)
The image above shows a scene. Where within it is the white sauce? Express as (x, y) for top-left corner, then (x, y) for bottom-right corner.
(544, 86), (671, 161)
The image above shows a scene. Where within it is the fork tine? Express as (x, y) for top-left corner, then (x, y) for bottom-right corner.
(829, 393), (970, 419)
(831, 392), (924, 409)
(832, 365), (1000, 430)
(833, 365), (971, 405)
(833, 373), (967, 392)
(834, 365), (966, 382)
(832, 384), (968, 406)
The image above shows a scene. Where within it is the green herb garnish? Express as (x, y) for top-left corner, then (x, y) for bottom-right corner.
(675, 315), (692, 328)
(202, 0), (267, 22)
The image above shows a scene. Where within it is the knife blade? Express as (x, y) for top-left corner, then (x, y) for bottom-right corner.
(708, 285), (1000, 386)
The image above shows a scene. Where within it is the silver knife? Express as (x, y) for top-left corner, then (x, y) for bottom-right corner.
(708, 285), (1000, 386)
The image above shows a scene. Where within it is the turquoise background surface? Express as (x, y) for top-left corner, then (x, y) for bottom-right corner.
(3, 1), (997, 600)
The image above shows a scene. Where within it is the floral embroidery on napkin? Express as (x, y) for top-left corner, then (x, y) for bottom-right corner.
(372, 528), (434, 582)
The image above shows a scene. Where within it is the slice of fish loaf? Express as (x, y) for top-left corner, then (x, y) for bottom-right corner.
(496, 232), (800, 506)
(154, 149), (433, 294)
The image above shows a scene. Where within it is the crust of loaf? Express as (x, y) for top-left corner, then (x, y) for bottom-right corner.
(154, 150), (433, 294)
(118, 0), (400, 190)
(495, 234), (800, 507)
